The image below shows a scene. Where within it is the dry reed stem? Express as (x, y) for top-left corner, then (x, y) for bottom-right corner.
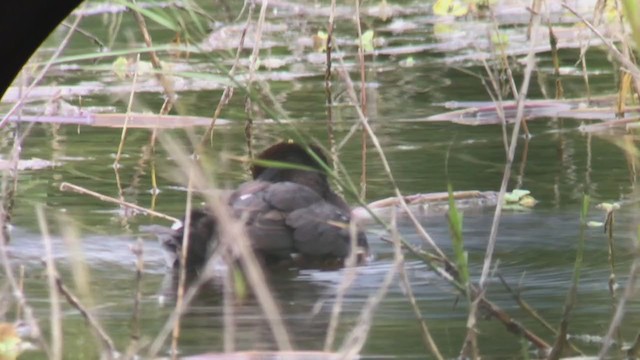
(57, 215), (94, 307)
(488, 8), (518, 98)
(0, 206), (50, 357)
(479, 0), (541, 288)
(123, 237), (144, 359)
(16, 266), (24, 320)
(337, 210), (402, 359)
(59, 182), (179, 223)
(55, 275), (117, 358)
(336, 66), (447, 261)
(0, 122), (49, 355)
(129, 0), (176, 115)
(36, 205), (62, 360)
(335, 58), (460, 357)
(516, 138), (530, 189)
(628, 332), (640, 358)
(598, 236), (640, 357)
(466, 2), (543, 351)
(170, 167), (195, 359)
(393, 208), (443, 360)
(336, 49), (551, 352)
(497, 273), (583, 355)
(244, 0), (268, 160)
(612, 0), (640, 97)
(480, 58), (509, 154)
(129, 0), (172, 196)
(323, 221), (360, 352)
(374, 199), (550, 352)
(563, 4), (640, 86)
(114, 53), (141, 167)
(548, 197), (589, 360)
(201, 0), (253, 147)
(324, 0), (338, 180)
(147, 260), (215, 358)
(223, 260), (236, 353)
(603, 206), (618, 299)
(578, 37), (592, 104)
(354, 0), (368, 200)
(0, 13), (83, 127)
(498, 274), (554, 332)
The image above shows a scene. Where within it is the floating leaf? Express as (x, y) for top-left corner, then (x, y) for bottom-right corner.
(491, 32), (510, 50)
(433, 0), (469, 17)
(111, 56), (129, 80)
(596, 202), (621, 212)
(504, 189), (531, 204)
(399, 56), (415, 67)
(503, 190), (536, 209)
(312, 30), (328, 52)
(518, 195), (538, 208)
(433, 22), (456, 37)
(360, 30), (375, 52)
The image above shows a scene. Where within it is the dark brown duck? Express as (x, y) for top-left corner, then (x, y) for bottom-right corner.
(161, 141), (368, 273)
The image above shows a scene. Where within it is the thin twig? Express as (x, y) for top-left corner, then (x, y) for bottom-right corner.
(324, 221), (360, 351)
(200, 1), (253, 148)
(393, 207), (443, 360)
(129, 0), (176, 115)
(59, 182), (179, 223)
(479, 0), (541, 288)
(0, 208), (50, 356)
(563, 4), (640, 85)
(170, 167), (195, 359)
(223, 260), (236, 353)
(124, 238), (144, 359)
(480, 58), (509, 154)
(147, 261), (215, 358)
(599, 232), (640, 357)
(354, 0), (368, 200)
(324, 0), (338, 180)
(37, 205), (62, 360)
(55, 276), (117, 358)
(336, 67), (447, 261)
(548, 196), (589, 360)
(244, 0), (267, 161)
(337, 208), (402, 359)
(497, 273), (583, 355)
(114, 54), (141, 167)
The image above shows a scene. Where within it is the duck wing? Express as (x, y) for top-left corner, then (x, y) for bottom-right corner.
(231, 181), (320, 260)
(285, 202), (353, 259)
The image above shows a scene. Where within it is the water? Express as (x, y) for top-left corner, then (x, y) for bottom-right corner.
(1, 0), (639, 358)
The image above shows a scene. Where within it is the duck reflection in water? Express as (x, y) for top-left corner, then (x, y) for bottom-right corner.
(157, 141), (369, 276)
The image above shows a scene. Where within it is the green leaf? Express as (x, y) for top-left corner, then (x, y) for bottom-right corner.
(113, 0), (179, 31)
(447, 184), (468, 287)
(504, 189), (530, 203)
(314, 30), (329, 52)
(361, 30), (375, 52)
(433, 0), (469, 17)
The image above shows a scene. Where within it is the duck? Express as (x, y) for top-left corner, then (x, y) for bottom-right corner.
(159, 141), (368, 273)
